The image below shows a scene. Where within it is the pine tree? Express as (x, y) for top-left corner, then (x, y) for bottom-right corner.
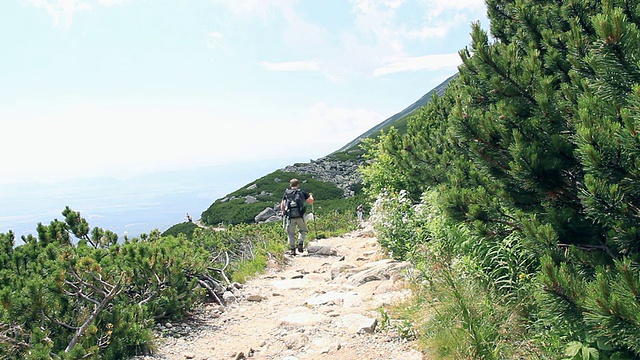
(363, 0), (640, 356)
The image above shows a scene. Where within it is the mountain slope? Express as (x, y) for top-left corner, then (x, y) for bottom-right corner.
(164, 72), (458, 231)
(335, 72), (457, 153)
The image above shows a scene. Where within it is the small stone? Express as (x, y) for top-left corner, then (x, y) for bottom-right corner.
(184, 351), (195, 359)
(246, 294), (263, 302)
(165, 322), (173, 329)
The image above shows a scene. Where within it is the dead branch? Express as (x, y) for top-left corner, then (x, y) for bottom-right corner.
(64, 273), (124, 353)
(0, 323), (32, 351)
(197, 279), (224, 305)
(209, 251), (232, 285)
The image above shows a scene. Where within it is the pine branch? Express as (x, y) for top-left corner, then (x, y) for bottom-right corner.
(64, 273), (124, 353)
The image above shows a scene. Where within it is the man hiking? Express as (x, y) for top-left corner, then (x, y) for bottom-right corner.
(280, 178), (314, 256)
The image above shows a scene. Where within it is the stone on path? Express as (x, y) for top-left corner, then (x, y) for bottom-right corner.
(279, 307), (326, 326)
(305, 291), (358, 306)
(306, 245), (338, 256)
(339, 313), (378, 334)
(246, 294), (263, 302)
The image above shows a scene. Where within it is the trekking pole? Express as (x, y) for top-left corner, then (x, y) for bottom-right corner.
(311, 202), (318, 239)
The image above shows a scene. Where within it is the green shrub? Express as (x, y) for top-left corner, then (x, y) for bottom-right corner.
(162, 221), (198, 238)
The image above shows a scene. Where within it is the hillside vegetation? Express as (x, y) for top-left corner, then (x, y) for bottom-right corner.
(197, 159), (367, 227)
(7, 0), (640, 359)
(0, 207), (358, 359)
(363, 0), (640, 358)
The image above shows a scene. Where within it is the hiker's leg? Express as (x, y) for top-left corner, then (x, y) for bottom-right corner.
(292, 218), (307, 253)
(297, 218), (308, 244)
(285, 219), (296, 249)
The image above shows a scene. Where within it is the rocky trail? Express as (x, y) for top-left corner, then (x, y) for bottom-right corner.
(135, 224), (425, 360)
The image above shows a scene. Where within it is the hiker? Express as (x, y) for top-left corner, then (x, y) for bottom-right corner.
(357, 204), (365, 223)
(186, 213), (192, 223)
(280, 178), (314, 256)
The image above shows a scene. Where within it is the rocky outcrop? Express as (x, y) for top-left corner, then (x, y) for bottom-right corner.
(282, 157), (363, 197)
(218, 156), (365, 224)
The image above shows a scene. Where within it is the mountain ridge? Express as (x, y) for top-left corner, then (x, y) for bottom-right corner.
(334, 72), (457, 153)
(177, 72), (458, 230)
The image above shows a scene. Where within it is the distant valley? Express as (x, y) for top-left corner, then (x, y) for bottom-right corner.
(0, 158), (307, 243)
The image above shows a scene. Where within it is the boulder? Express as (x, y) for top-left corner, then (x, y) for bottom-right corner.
(264, 215), (281, 223)
(255, 207), (276, 222)
(307, 245), (338, 256)
(347, 259), (410, 286)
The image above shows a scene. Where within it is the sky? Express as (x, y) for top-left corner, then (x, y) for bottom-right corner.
(0, 0), (489, 185)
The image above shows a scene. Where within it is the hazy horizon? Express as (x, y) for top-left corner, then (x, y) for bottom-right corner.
(0, 157), (307, 243)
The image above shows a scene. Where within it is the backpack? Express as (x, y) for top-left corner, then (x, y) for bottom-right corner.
(283, 189), (305, 219)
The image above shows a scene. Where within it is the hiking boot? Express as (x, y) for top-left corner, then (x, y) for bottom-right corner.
(288, 248), (296, 256)
(297, 243), (304, 253)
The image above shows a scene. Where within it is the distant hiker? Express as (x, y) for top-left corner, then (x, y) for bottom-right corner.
(280, 178), (314, 256)
(357, 204), (365, 223)
(186, 213), (192, 222)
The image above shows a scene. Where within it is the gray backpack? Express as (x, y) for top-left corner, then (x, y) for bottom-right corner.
(283, 189), (304, 219)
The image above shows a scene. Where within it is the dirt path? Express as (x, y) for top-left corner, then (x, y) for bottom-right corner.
(137, 225), (424, 360)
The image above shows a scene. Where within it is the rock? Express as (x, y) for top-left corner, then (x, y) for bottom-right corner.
(307, 245), (338, 256)
(347, 259), (410, 286)
(280, 312), (326, 326)
(246, 294), (263, 302)
(244, 196), (258, 204)
(255, 207), (276, 222)
(164, 322), (173, 329)
(330, 263), (355, 280)
(223, 291), (237, 303)
(183, 352), (196, 359)
(247, 183), (258, 190)
(305, 291), (358, 306)
(339, 314), (378, 334)
(283, 333), (309, 350)
(264, 215), (281, 223)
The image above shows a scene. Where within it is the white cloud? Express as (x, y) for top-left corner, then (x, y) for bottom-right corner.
(211, 0), (295, 20)
(372, 53), (461, 76)
(207, 0), (486, 79)
(261, 61), (320, 72)
(98, 0), (130, 5)
(24, 0), (91, 29)
(23, 0), (127, 29)
(422, 0), (486, 19)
